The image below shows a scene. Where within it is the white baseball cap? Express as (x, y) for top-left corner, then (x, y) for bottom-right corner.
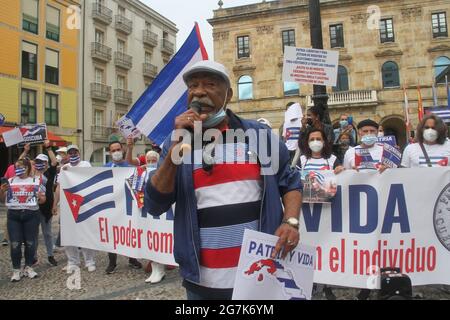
(67, 144), (80, 152)
(35, 154), (49, 162)
(56, 147), (68, 153)
(183, 60), (230, 88)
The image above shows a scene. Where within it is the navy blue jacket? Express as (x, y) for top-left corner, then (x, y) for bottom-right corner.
(144, 111), (301, 284)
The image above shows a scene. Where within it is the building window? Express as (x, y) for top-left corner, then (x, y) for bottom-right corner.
(382, 61), (400, 88)
(237, 36), (250, 59)
(21, 89), (37, 124)
(282, 30), (295, 52)
(117, 75), (126, 89)
(238, 75), (253, 100)
(22, 42), (38, 80)
(145, 21), (151, 31)
(45, 49), (59, 85)
(284, 82), (299, 96)
(145, 52), (152, 64)
(380, 18), (395, 43)
(46, 6), (60, 41)
(118, 5), (125, 16)
(432, 12), (448, 38)
(94, 109), (104, 127)
(45, 93), (58, 126)
(22, 0), (39, 34)
(117, 39), (126, 53)
(95, 29), (104, 44)
(333, 66), (349, 92)
(95, 68), (104, 83)
(434, 56), (450, 84)
(330, 24), (344, 48)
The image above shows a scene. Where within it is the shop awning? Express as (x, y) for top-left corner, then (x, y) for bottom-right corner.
(0, 126), (67, 146)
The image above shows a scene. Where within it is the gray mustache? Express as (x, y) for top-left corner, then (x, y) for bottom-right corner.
(192, 96), (214, 108)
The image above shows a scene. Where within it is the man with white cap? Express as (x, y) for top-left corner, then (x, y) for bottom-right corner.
(145, 60), (302, 300)
(53, 144), (96, 273)
(55, 146), (69, 166)
(33, 140), (59, 266)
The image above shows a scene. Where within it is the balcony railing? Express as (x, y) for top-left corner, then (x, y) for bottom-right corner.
(92, 2), (112, 25)
(115, 15), (132, 35)
(306, 90), (378, 108)
(143, 63), (157, 78)
(161, 39), (175, 55)
(143, 30), (158, 47)
(91, 42), (112, 62)
(114, 89), (132, 105)
(91, 125), (113, 141)
(90, 83), (111, 101)
(114, 52), (132, 70)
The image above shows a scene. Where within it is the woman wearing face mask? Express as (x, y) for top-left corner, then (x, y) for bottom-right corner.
(298, 128), (344, 175)
(0, 158), (46, 282)
(401, 114), (450, 168)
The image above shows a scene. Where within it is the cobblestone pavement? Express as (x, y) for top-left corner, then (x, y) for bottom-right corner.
(0, 205), (449, 300)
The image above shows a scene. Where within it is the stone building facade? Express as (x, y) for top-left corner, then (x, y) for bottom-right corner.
(208, 0), (450, 147)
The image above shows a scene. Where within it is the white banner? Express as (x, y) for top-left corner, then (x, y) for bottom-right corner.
(60, 167), (176, 266)
(301, 168), (450, 289)
(282, 46), (339, 87)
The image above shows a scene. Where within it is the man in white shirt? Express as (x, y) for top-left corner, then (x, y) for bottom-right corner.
(343, 119), (387, 173)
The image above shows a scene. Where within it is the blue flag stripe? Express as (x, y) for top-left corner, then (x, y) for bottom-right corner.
(65, 170), (113, 193)
(77, 201), (116, 223)
(127, 27), (200, 123)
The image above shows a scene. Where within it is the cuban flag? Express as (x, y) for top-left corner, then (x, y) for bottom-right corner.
(63, 170), (115, 223)
(123, 23), (208, 145)
(244, 259), (306, 300)
(425, 106), (450, 124)
(309, 170), (325, 187)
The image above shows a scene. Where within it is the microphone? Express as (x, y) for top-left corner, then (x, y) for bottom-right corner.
(189, 100), (202, 114)
(178, 101), (202, 160)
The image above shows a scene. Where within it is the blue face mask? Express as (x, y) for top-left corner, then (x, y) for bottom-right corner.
(34, 163), (46, 171)
(15, 167), (26, 177)
(202, 108), (226, 128)
(361, 134), (378, 146)
(147, 163), (157, 169)
(340, 120), (348, 128)
(70, 155), (80, 165)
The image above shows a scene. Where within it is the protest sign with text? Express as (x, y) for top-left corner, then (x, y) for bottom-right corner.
(282, 46), (339, 87)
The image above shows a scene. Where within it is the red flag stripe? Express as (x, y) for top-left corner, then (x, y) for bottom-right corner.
(200, 247), (241, 269)
(193, 163), (261, 189)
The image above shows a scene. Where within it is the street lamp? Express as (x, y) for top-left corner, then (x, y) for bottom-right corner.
(309, 0), (331, 124)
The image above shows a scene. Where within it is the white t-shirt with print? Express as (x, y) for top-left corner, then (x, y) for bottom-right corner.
(401, 141), (450, 168)
(6, 176), (46, 210)
(343, 143), (384, 171)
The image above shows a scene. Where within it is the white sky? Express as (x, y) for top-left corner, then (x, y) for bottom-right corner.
(141, 0), (266, 59)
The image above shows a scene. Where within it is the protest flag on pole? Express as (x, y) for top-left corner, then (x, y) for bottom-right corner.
(432, 82), (439, 107)
(121, 23), (208, 145)
(446, 75), (450, 109)
(417, 85), (424, 122)
(403, 86), (411, 131)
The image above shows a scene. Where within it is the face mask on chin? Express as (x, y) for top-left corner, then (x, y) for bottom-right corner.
(202, 90), (228, 129)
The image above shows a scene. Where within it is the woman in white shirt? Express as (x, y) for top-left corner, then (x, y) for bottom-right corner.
(0, 158), (46, 282)
(401, 114), (450, 168)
